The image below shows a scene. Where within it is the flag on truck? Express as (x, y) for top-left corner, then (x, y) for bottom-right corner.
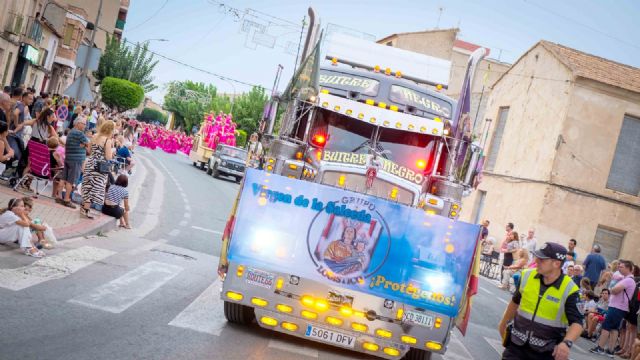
(281, 33), (322, 103)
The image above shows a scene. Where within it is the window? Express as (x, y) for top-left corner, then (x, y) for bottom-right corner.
(593, 226), (625, 263)
(486, 107), (509, 171)
(386, 41), (393, 46)
(63, 24), (74, 46)
(607, 115), (640, 196)
(2, 52), (13, 86)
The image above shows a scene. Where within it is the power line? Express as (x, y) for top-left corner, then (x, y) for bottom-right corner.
(522, 0), (640, 51)
(126, 0), (170, 32)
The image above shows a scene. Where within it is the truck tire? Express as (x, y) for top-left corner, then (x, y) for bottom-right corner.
(198, 162), (205, 170)
(223, 301), (254, 325)
(212, 164), (219, 178)
(402, 348), (432, 360)
(192, 161), (197, 167)
(206, 166), (213, 175)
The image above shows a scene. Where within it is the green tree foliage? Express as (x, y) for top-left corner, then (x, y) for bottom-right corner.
(100, 77), (144, 112)
(137, 108), (167, 125)
(163, 81), (267, 136)
(231, 86), (268, 135)
(236, 129), (247, 148)
(94, 36), (159, 92)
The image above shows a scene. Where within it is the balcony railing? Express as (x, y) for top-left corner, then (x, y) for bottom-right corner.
(25, 18), (43, 45)
(115, 19), (126, 31)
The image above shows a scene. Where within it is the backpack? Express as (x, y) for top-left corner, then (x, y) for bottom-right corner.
(624, 280), (640, 315)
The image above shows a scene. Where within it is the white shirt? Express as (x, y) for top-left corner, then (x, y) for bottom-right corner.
(89, 110), (98, 124)
(0, 210), (19, 228)
(522, 237), (537, 263)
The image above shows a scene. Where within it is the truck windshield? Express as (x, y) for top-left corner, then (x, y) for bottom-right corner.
(312, 108), (436, 171)
(219, 146), (247, 160)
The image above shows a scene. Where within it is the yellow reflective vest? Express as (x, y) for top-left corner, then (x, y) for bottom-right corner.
(510, 268), (579, 352)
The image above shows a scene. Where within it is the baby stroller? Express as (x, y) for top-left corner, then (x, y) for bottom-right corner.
(13, 140), (62, 198)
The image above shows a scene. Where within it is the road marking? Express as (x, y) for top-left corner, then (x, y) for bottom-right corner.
(443, 331), (474, 360)
(169, 229), (181, 237)
(479, 287), (493, 295)
(179, 220), (188, 227)
(183, 212), (191, 219)
(267, 338), (319, 358)
(184, 205), (191, 212)
(191, 226), (223, 235)
(131, 155), (165, 238)
(479, 286), (509, 304)
(484, 337), (504, 355)
(69, 261), (183, 313)
(168, 278), (228, 336)
(0, 246), (116, 291)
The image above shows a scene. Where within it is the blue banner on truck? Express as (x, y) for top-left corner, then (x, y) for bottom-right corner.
(228, 169), (481, 317)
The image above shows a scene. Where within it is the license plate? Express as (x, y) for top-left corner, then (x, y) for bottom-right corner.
(245, 268), (274, 289)
(305, 325), (355, 348)
(402, 310), (434, 328)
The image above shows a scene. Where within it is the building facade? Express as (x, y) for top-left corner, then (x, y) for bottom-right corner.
(0, 0), (128, 96)
(377, 29), (511, 136)
(461, 41), (640, 263)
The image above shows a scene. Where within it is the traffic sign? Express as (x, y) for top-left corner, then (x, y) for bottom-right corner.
(56, 105), (68, 120)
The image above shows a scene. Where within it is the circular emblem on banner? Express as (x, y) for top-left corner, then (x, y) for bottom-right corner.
(306, 197), (391, 285)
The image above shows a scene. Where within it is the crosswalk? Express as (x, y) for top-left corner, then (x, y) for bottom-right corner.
(0, 243), (507, 360)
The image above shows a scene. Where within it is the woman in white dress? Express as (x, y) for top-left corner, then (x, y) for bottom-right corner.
(0, 198), (45, 257)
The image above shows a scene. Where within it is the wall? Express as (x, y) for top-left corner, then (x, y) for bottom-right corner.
(390, 29), (457, 63)
(61, 0), (120, 50)
(552, 79), (640, 206)
(537, 185), (639, 263)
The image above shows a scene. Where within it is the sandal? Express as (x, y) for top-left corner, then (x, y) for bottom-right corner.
(55, 198), (65, 205)
(62, 201), (77, 209)
(25, 248), (45, 258)
(80, 208), (95, 219)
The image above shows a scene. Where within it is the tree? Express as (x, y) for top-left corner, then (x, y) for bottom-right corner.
(236, 129), (247, 147)
(94, 36), (159, 92)
(101, 77), (144, 112)
(137, 108), (167, 125)
(231, 86), (268, 135)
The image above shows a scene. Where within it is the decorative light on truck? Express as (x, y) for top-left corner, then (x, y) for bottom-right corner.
(311, 133), (327, 148)
(260, 316), (278, 327)
(226, 291), (243, 301)
(281, 322), (298, 332)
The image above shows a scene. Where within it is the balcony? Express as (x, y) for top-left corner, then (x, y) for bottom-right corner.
(25, 18), (43, 46)
(115, 19), (125, 32)
(120, 0), (130, 11)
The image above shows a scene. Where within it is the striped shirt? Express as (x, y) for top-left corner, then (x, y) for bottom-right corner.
(105, 185), (129, 204)
(65, 129), (89, 162)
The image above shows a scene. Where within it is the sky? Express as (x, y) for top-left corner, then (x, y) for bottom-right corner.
(122, 0), (640, 104)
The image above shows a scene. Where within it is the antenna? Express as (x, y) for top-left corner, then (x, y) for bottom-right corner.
(436, 7), (444, 29)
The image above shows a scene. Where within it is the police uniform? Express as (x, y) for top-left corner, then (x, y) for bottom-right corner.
(503, 243), (583, 360)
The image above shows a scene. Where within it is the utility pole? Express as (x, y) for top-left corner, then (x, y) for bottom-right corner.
(77, 0), (103, 104)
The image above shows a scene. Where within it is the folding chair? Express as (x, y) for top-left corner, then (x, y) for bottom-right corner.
(13, 140), (62, 198)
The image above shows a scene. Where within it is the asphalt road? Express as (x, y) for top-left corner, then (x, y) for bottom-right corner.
(0, 148), (602, 360)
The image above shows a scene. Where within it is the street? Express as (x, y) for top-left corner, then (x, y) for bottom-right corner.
(0, 148), (602, 360)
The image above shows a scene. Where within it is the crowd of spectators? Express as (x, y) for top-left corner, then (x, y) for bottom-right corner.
(0, 86), (138, 257)
(479, 219), (640, 359)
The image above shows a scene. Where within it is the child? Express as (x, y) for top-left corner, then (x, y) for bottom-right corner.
(22, 197), (52, 249)
(0, 198), (44, 257)
(47, 137), (64, 199)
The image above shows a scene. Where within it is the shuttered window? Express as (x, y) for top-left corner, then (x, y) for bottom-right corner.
(63, 25), (73, 46)
(486, 107), (509, 171)
(593, 226), (625, 263)
(606, 115), (640, 196)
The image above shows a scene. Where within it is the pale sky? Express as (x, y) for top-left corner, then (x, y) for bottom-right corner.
(122, 0), (640, 104)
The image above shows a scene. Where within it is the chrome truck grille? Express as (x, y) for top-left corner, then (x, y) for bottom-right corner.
(321, 171), (414, 205)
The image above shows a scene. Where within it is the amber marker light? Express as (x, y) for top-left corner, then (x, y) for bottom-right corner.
(351, 322), (368, 332)
(276, 304), (293, 313)
(281, 322), (298, 331)
(401, 335), (417, 344)
(375, 329), (393, 338)
(363, 342), (379, 352)
(301, 295), (315, 308)
(236, 265), (244, 277)
(384, 347), (400, 357)
(260, 316), (278, 327)
(226, 291), (243, 301)
(301, 310), (318, 320)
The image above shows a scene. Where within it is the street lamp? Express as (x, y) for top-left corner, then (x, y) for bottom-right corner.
(128, 38), (168, 81)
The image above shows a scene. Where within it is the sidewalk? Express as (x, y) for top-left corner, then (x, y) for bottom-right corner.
(0, 185), (117, 241)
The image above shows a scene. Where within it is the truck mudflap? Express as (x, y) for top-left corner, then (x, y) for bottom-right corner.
(223, 261), (452, 359)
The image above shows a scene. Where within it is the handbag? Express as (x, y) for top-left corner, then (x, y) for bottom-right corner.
(94, 137), (111, 174)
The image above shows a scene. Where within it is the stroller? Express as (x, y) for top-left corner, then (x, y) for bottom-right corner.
(13, 140), (62, 198)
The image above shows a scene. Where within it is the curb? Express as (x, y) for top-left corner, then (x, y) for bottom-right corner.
(54, 214), (118, 241)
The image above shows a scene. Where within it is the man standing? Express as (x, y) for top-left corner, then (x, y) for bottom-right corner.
(590, 260), (636, 356)
(583, 244), (607, 285)
(32, 92), (48, 118)
(58, 117), (88, 208)
(522, 228), (538, 264)
(567, 239), (577, 262)
(498, 242), (582, 360)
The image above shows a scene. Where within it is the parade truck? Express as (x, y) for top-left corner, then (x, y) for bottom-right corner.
(189, 128), (215, 170)
(217, 11), (487, 360)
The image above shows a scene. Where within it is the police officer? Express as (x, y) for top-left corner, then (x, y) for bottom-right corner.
(498, 242), (583, 360)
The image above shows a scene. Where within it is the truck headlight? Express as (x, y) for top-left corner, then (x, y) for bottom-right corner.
(222, 160), (227, 166)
